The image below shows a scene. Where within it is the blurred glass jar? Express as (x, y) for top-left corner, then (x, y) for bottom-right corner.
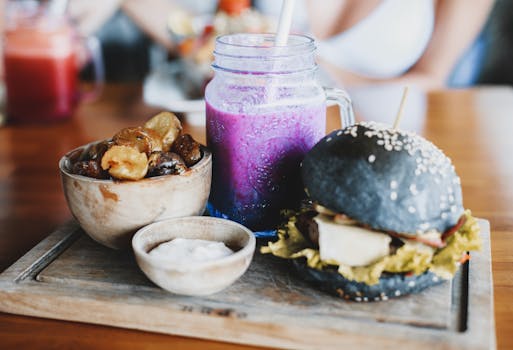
(2, 0), (103, 123)
(169, 0), (275, 96)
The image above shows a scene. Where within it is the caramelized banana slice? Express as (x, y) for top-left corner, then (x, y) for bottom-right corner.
(144, 112), (182, 151)
(83, 139), (113, 161)
(147, 151), (187, 177)
(101, 145), (148, 180)
(113, 127), (162, 156)
(171, 133), (202, 167)
(72, 160), (110, 179)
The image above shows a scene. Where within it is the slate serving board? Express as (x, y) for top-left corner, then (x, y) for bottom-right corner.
(0, 219), (495, 349)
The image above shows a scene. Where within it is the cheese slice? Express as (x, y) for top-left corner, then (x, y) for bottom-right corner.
(315, 214), (391, 267)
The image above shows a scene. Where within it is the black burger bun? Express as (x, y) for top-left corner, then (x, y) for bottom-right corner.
(292, 258), (444, 302)
(301, 122), (464, 236)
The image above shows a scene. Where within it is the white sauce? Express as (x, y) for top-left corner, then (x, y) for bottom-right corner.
(149, 238), (234, 264)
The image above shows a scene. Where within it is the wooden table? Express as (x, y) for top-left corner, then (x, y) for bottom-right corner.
(0, 84), (512, 349)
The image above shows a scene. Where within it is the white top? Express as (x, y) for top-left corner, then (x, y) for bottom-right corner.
(256, 0), (435, 79)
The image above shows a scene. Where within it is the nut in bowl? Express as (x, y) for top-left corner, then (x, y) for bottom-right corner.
(59, 112), (212, 249)
(132, 216), (255, 296)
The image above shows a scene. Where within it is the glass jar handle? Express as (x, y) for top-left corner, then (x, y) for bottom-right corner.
(323, 87), (355, 128)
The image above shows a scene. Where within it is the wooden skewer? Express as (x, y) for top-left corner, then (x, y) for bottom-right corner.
(393, 87), (409, 129)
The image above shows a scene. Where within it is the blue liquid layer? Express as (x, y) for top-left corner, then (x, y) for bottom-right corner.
(207, 202), (277, 239)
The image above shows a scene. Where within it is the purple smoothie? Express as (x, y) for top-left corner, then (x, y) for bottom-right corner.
(206, 100), (326, 231)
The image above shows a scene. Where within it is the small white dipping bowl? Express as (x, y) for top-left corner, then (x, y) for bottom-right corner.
(59, 141), (212, 250)
(132, 216), (255, 296)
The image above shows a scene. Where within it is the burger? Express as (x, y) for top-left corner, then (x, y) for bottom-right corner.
(262, 122), (482, 302)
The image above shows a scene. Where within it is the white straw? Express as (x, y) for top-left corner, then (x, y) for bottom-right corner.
(275, 0), (295, 46)
(48, 0), (69, 16)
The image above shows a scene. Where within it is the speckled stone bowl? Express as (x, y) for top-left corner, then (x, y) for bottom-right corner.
(59, 141), (212, 250)
(132, 216), (255, 296)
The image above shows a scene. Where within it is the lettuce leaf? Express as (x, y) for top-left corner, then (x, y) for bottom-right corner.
(430, 212), (482, 279)
(261, 215), (326, 270)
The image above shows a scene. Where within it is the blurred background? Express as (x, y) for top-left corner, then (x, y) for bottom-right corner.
(0, 0), (511, 125)
(2, 0), (510, 84)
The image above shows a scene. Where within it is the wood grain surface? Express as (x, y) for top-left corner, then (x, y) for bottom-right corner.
(0, 84), (512, 349)
(0, 219), (494, 349)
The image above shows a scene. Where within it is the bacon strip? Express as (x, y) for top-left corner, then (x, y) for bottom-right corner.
(410, 235), (446, 248)
(441, 215), (467, 242)
(459, 253), (471, 264)
(387, 231), (446, 248)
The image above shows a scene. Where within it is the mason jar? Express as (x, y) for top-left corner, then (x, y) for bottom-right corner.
(205, 33), (354, 236)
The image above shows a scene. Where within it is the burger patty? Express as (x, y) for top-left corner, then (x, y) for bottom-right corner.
(295, 211), (319, 245)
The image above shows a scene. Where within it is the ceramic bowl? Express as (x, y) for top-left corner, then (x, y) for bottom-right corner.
(59, 141), (212, 249)
(132, 216), (255, 296)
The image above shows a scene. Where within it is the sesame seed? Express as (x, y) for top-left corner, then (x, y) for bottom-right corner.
(374, 297), (380, 301)
(390, 192), (397, 200)
(441, 212), (448, 219)
(409, 184), (418, 195)
(390, 180), (398, 189)
(336, 130), (342, 136)
(408, 281), (416, 287)
(395, 290), (401, 296)
(408, 206), (416, 213)
(368, 154), (376, 163)
(326, 137), (332, 142)
(355, 297), (362, 302)
(358, 122), (457, 187)
(432, 276), (439, 282)
(363, 297), (368, 302)
(382, 295), (388, 301)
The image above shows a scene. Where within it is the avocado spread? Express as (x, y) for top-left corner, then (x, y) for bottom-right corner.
(261, 210), (481, 285)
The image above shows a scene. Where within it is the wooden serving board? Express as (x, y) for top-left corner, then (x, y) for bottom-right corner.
(0, 220), (495, 349)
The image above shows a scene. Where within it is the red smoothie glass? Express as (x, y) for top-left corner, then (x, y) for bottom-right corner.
(205, 33), (354, 236)
(3, 1), (103, 123)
